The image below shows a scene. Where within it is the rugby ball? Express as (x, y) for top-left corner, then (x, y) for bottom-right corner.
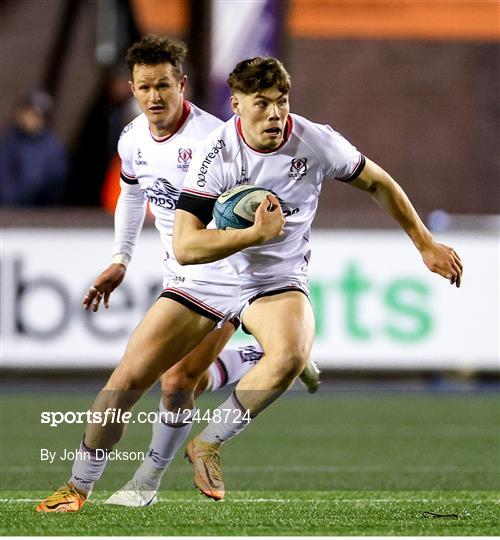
(213, 185), (273, 230)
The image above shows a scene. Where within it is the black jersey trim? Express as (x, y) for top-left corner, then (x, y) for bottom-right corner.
(338, 154), (366, 183)
(120, 171), (139, 185)
(182, 188), (218, 199)
(176, 193), (216, 225)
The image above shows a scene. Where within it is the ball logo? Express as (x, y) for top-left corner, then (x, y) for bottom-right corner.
(289, 157), (308, 179)
(177, 148), (192, 171)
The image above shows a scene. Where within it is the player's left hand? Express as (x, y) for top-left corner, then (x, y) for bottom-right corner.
(420, 242), (463, 287)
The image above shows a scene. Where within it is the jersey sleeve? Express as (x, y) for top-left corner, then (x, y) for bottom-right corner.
(113, 121), (146, 263)
(314, 123), (365, 182)
(117, 122), (138, 185)
(176, 134), (227, 224)
(112, 181), (147, 264)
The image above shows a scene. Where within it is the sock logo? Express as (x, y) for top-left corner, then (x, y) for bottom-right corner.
(238, 345), (264, 364)
(73, 476), (92, 484)
(146, 448), (162, 464)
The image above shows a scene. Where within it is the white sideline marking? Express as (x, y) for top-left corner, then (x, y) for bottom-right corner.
(219, 465), (494, 473)
(4, 464), (495, 474)
(2, 497), (499, 504)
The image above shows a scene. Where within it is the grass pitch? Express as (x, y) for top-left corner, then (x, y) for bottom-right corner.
(1, 385), (499, 535)
(2, 490), (498, 536)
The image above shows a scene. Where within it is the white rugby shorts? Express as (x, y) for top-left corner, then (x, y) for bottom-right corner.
(159, 262), (242, 327)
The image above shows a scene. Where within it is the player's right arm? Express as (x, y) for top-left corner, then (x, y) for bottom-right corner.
(84, 123), (147, 311)
(173, 193), (284, 265)
(83, 181), (147, 311)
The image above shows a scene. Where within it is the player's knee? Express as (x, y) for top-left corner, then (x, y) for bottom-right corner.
(267, 350), (308, 384)
(105, 365), (154, 393)
(160, 382), (194, 409)
(159, 367), (202, 408)
(161, 363), (203, 391)
(283, 355), (307, 382)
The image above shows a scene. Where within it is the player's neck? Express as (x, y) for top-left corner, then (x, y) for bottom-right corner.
(149, 100), (189, 139)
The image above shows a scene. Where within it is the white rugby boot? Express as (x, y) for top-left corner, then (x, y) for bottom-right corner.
(298, 359), (321, 393)
(105, 479), (158, 507)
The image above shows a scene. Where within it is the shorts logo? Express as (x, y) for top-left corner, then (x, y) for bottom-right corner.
(289, 157), (307, 180)
(177, 148), (192, 171)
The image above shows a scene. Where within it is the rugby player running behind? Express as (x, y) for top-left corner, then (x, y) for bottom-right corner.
(172, 56), (463, 500)
(36, 38), (318, 513)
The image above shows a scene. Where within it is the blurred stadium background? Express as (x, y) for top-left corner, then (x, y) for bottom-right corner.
(1, 1), (499, 534)
(1, 0), (498, 379)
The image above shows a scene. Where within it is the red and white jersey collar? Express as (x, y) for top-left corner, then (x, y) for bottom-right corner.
(149, 100), (192, 143)
(236, 115), (293, 153)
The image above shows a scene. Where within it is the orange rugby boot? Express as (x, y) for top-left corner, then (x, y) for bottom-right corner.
(185, 436), (225, 500)
(36, 482), (87, 513)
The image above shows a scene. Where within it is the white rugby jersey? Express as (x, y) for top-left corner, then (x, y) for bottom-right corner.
(113, 101), (222, 266)
(178, 113), (365, 282)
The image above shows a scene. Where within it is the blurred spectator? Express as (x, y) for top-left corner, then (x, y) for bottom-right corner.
(0, 91), (68, 207)
(66, 65), (139, 207)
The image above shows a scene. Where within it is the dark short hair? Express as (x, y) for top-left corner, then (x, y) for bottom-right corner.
(126, 35), (187, 78)
(227, 57), (291, 95)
